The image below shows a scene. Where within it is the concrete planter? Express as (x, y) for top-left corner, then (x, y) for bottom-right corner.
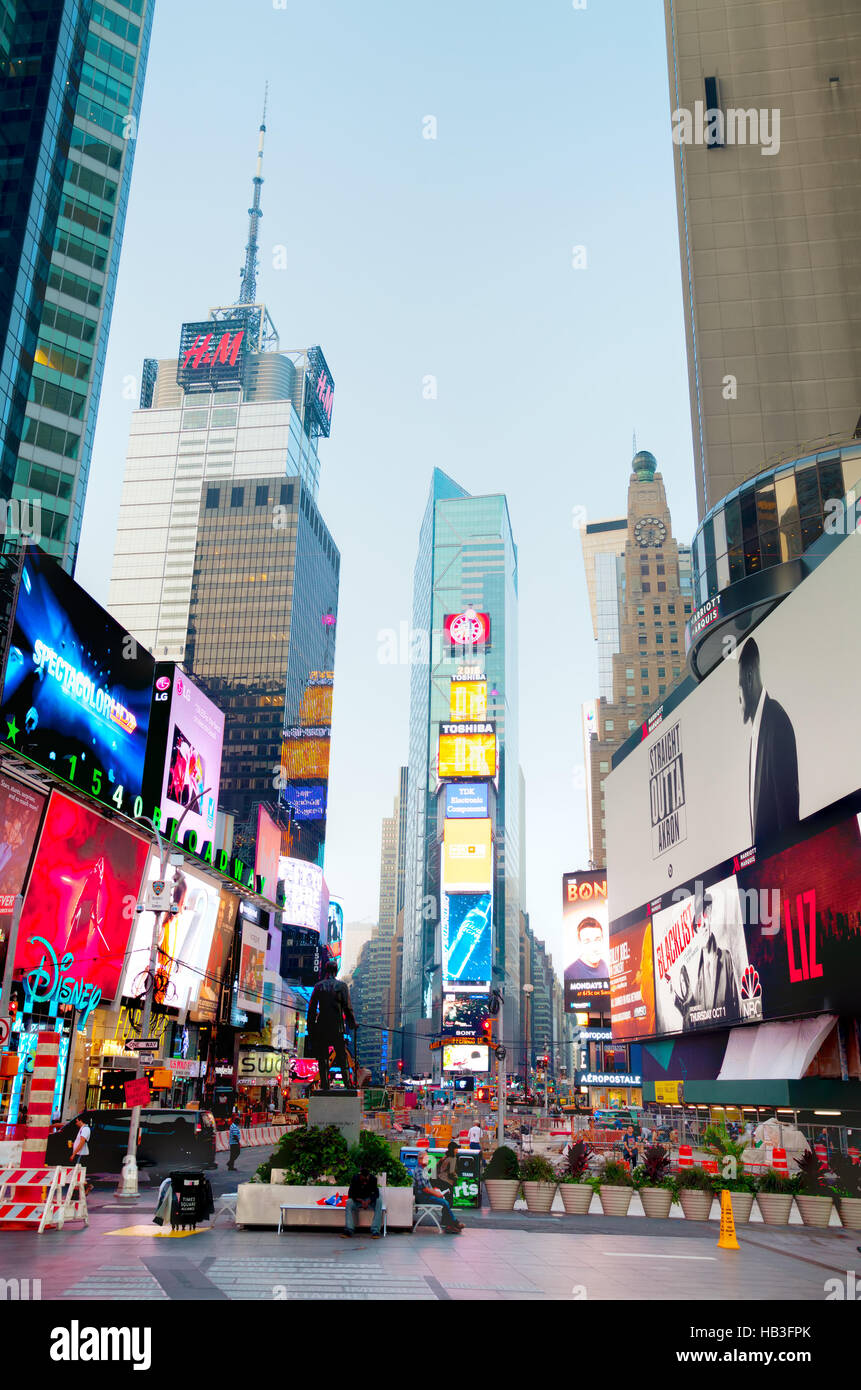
(718, 1191), (755, 1225)
(640, 1187), (673, 1219)
(236, 1174), (414, 1230)
(755, 1193), (794, 1226)
(679, 1190), (714, 1221)
(523, 1181), (557, 1214)
(838, 1197), (861, 1230)
(560, 1182), (593, 1215)
(796, 1194), (833, 1228)
(598, 1185), (633, 1217)
(484, 1179), (520, 1211)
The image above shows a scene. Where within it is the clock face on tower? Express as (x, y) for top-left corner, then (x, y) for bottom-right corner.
(633, 516), (667, 547)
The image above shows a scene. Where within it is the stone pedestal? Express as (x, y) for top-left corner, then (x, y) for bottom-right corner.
(308, 1091), (362, 1148)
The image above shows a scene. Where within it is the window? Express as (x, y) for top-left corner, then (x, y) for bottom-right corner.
(628, 720), (637, 731)
(205, 487), (220, 509)
(658, 667), (666, 677)
(638, 634), (647, 644)
(605, 720), (614, 731)
(658, 582), (666, 592)
(280, 482), (293, 506)
(626, 685), (635, 697)
(653, 605), (661, 614)
(637, 606), (645, 616)
(642, 583), (650, 593)
(642, 686), (649, 697)
(255, 485), (269, 506)
(670, 633), (678, 644)
(182, 410), (207, 431)
(230, 486), (244, 507)
(599, 761), (609, 772)
(625, 668), (634, 679)
(668, 604), (676, 614)
(210, 407), (237, 429)
(640, 668), (648, 678)
(640, 565), (649, 576)
(656, 564), (665, 575)
(659, 684), (666, 695)
(656, 633), (664, 644)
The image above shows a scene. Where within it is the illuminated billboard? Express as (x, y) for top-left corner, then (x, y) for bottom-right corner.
(610, 916), (656, 1042)
(327, 897), (343, 961)
(281, 783), (327, 822)
(177, 317), (247, 394)
(442, 1043), (489, 1074)
(0, 547), (154, 817)
(122, 854), (220, 1012)
(442, 891), (492, 987)
(442, 818), (493, 892)
(438, 723), (496, 780)
(0, 774), (45, 955)
(191, 887), (238, 1024)
(444, 611), (490, 651)
(450, 679), (487, 722)
(563, 871), (610, 1012)
(15, 791), (149, 1005)
(237, 918), (267, 1014)
(280, 855), (323, 931)
(442, 991), (489, 1039)
(143, 663), (224, 848)
(281, 729), (331, 781)
(304, 345), (335, 438)
(255, 805), (282, 904)
(444, 783), (489, 819)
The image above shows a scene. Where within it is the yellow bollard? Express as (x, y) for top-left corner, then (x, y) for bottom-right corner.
(717, 1189), (740, 1250)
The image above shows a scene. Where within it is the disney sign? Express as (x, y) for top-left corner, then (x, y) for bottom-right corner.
(22, 936), (102, 1029)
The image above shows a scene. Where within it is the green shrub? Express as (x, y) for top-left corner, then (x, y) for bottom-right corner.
(596, 1158), (634, 1188)
(558, 1139), (592, 1184)
(520, 1155), (558, 1184)
(255, 1124), (352, 1186)
(703, 1123), (747, 1163)
(482, 1145), (520, 1181)
(756, 1168), (799, 1196)
(348, 1130), (413, 1187)
(677, 1165), (715, 1192)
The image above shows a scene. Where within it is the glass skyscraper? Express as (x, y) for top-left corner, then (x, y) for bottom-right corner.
(1, 0), (153, 572)
(400, 469), (522, 1073)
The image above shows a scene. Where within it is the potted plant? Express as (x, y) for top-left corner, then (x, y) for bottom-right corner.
(755, 1168), (798, 1226)
(714, 1170), (756, 1225)
(828, 1154), (861, 1231)
(482, 1145), (521, 1211)
(634, 1144), (677, 1219)
(794, 1150), (834, 1228)
(677, 1166), (716, 1221)
(520, 1154), (559, 1213)
(557, 1140), (594, 1215)
(593, 1157), (634, 1217)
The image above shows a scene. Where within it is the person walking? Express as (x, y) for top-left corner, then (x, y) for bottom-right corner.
(436, 1141), (459, 1201)
(227, 1115), (242, 1171)
(342, 1166), (384, 1239)
(467, 1121), (482, 1152)
(71, 1113), (94, 1196)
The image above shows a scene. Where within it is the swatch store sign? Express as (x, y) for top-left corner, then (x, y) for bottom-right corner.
(238, 1050), (285, 1089)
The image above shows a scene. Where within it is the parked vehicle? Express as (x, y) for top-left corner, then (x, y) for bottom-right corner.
(46, 1109), (217, 1173)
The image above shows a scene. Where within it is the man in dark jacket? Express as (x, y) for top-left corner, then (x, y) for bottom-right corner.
(343, 1165), (383, 1238)
(306, 960), (356, 1091)
(738, 637), (799, 846)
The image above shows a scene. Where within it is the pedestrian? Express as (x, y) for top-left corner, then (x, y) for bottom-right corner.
(468, 1120), (482, 1151)
(413, 1159), (463, 1234)
(342, 1165), (384, 1239)
(436, 1141), (459, 1200)
(227, 1114), (242, 1171)
(621, 1125), (639, 1168)
(71, 1113), (93, 1195)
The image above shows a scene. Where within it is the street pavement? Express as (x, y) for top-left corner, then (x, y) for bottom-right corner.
(1, 1146), (858, 1301)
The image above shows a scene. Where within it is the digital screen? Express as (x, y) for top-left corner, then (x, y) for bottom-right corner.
(281, 734), (331, 781)
(280, 925), (323, 986)
(0, 774), (45, 964)
(438, 729), (496, 780)
(255, 805), (282, 904)
(281, 782), (327, 821)
(327, 898), (343, 960)
(610, 916), (656, 1042)
(237, 920), (267, 1014)
(450, 680), (487, 721)
(304, 345), (335, 438)
(444, 611), (490, 650)
(0, 547), (154, 816)
(191, 887), (238, 1024)
(563, 871), (611, 1010)
(444, 783), (489, 819)
(442, 1043), (489, 1074)
(122, 853), (220, 1012)
(442, 991), (490, 1038)
(453, 1076), (475, 1093)
(14, 791), (149, 1002)
(442, 818), (493, 892)
(280, 855), (323, 931)
(442, 892), (492, 986)
(177, 317), (247, 394)
(143, 663), (224, 847)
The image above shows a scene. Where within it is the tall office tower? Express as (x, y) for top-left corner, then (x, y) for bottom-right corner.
(109, 114), (339, 861)
(664, 0), (861, 520)
(0, 0), (153, 571)
(377, 768), (407, 935)
(579, 450), (693, 865)
(401, 469), (521, 1074)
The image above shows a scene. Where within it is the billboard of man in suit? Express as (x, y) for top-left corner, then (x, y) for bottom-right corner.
(738, 637), (799, 846)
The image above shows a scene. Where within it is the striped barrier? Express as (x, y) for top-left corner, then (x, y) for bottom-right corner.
(0, 1163), (88, 1232)
(772, 1147), (789, 1175)
(678, 1145), (694, 1169)
(21, 1032), (61, 1169)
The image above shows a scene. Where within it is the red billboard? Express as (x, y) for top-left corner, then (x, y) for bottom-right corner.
(14, 791), (149, 1003)
(609, 917), (656, 1042)
(255, 805), (281, 905)
(0, 774), (45, 943)
(444, 611), (490, 650)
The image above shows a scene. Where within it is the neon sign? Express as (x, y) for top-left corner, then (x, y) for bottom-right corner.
(32, 639), (137, 734)
(23, 936), (102, 1028)
(180, 328), (245, 372)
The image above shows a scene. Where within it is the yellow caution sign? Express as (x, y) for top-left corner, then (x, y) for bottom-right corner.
(717, 1190), (740, 1250)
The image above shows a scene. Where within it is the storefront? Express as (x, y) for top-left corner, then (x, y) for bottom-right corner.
(575, 1070), (643, 1113)
(236, 1046), (289, 1118)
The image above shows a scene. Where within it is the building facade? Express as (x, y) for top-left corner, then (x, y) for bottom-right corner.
(1, 0), (153, 571)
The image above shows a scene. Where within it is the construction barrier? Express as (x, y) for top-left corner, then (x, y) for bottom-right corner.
(678, 1145), (694, 1169)
(772, 1147), (788, 1175)
(20, 1032), (61, 1169)
(0, 1163), (88, 1232)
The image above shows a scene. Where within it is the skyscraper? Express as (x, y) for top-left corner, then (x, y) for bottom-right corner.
(400, 470), (521, 1073)
(663, 0), (861, 519)
(1, 0), (154, 571)
(109, 113), (339, 862)
(579, 450), (693, 865)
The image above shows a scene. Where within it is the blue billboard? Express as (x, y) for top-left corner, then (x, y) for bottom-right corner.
(442, 891), (492, 986)
(445, 783), (489, 819)
(282, 781), (328, 821)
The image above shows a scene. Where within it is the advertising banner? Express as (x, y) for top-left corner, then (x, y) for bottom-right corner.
(444, 611), (490, 650)
(177, 317), (247, 394)
(143, 663), (224, 847)
(14, 791), (148, 1004)
(0, 547), (154, 816)
(122, 854), (220, 1012)
(0, 774), (45, 947)
(444, 783), (489, 819)
(442, 1043), (489, 1073)
(450, 679), (487, 721)
(441, 892), (492, 987)
(255, 805), (282, 904)
(280, 856), (323, 931)
(191, 886), (238, 1024)
(442, 991), (490, 1038)
(442, 818), (493, 892)
(562, 871), (610, 1012)
(609, 917), (656, 1042)
(438, 726), (496, 780)
(326, 898), (344, 962)
(281, 782), (327, 821)
(237, 920), (267, 1013)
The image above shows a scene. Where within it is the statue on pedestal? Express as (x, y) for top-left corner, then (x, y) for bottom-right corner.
(306, 960), (356, 1091)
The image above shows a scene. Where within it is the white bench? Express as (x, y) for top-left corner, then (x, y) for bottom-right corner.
(278, 1199), (387, 1236)
(212, 1191), (238, 1225)
(413, 1202), (444, 1232)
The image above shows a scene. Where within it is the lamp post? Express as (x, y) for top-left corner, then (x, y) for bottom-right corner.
(521, 984), (533, 1103)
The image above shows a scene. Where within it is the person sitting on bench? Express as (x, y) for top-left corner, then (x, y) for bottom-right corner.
(342, 1166), (383, 1239)
(413, 1159), (463, 1234)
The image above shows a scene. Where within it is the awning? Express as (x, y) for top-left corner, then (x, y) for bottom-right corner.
(717, 1015), (837, 1082)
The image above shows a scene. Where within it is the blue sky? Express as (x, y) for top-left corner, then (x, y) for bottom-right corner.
(77, 0), (698, 969)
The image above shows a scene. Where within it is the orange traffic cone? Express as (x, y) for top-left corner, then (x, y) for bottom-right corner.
(717, 1189), (740, 1250)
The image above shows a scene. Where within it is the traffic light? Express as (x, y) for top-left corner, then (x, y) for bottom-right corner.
(481, 1017), (493, 1044)
(397, 1059), (404, 1072)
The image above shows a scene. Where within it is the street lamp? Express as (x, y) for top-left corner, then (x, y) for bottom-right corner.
(521, 984), (534, 1103)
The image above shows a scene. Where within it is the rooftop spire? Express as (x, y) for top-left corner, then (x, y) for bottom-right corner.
(237, 86), (268, 306)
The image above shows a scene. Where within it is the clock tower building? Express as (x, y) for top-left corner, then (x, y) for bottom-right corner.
(580, 450), (694, 865)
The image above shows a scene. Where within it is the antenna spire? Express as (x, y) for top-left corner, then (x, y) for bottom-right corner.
(238, 86), (268, 306)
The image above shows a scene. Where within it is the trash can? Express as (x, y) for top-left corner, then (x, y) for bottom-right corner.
(169, 1170), (213, 1230)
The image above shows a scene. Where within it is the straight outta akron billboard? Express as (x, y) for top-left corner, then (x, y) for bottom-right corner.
(605, 529), (861, 1041)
